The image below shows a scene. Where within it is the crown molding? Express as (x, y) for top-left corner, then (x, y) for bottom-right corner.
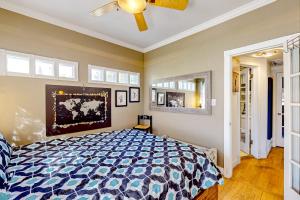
(143, 0), (277, 52)
(0, 1), (144, 52)
(0, 0), (276, 53)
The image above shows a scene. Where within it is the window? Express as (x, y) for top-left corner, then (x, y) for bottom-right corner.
(157, 83), (163, 88)
(169, 81), (176, 89)
(88, 65), (140, 86)
(6, 53), (30, 75)
(106, 70), (117, 83)
(90, 67), (104, 82)
(187, 82), (195, 91)
(178, 81), (183, 90)
(0, 49), (78, 81)
(119, 72), (129, 84)
(178, 80), (195, 91)
(129, 73), (139, 85)
(35, 57), (55, 77)
(58, 62), (77, 80)
(163, 82), (169, 88)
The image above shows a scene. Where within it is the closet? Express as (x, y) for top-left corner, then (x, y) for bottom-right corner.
(240, 66), (253, 154)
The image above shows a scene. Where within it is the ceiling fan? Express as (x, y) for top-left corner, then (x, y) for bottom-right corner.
(91, 0), (189, 32)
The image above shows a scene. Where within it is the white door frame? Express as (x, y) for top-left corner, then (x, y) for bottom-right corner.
(276, 72), (284, 147)
(271, 66), (284, 147)
(223, 33), (299, 178)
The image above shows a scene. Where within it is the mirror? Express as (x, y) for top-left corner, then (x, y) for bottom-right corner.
(150, 71), (212, 115)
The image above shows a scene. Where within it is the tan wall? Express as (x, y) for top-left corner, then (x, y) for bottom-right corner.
(144, 0), (300, 166)
(0, 9), (144, 146)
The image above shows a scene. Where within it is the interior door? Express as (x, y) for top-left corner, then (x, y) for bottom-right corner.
(240, 68), (251, 154)
(276, 72), (285, 147)
(284, 35), (300, 199)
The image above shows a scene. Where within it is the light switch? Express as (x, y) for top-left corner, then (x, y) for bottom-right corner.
(211, 99), (217, 106)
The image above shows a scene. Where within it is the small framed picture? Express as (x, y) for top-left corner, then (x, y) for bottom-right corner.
(233, 72), (239, 92)
(166, 92), (185, 108)
(115, 90), (127, 107)
(157, 92), (165, 105)
(129, 87), (140, 103)
(151, 88), (156, 103)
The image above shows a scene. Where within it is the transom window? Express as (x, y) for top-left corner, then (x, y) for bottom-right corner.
(0, 49), (78, 81)
(88, 65), (140, 86)
(153, 80), (195, 91)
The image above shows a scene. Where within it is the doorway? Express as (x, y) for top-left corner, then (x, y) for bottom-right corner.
(232, 48), (284, 168)
(223, 33), (300, 199)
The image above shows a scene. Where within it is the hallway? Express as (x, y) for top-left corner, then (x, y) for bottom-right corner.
(219, 148), (284, 200)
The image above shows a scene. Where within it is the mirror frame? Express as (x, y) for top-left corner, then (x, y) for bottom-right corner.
(149, 71), (212, 115)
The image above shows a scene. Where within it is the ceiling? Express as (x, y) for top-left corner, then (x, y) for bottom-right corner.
(0, 0), (276, 52)
(244, 48), (283, 61)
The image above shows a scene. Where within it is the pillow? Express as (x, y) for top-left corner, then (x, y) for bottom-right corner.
(0, 133), (12, 189)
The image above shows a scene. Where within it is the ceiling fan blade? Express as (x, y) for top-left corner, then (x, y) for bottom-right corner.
(148, 0), (189, 10)
(91, 1), (119, 16)
(134, 12), (148, 32)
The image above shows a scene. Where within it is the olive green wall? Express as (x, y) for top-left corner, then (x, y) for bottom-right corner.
(0, 8), (144, 146)
(144, 0), (300, 166)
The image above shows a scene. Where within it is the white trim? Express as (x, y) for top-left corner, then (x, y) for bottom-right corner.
(0, 0), (276, 53)
(5, 51), (32, 77)
(88, 64), (140, 87)
(143, 0), (277, 52)
(285, 40), (300, 198)
(274, 71), (284, 147)
(33, 55), (56, 79)
(57, 60), (79, 81)
(223, 33), (299, 178)
(0, 48), (79, 81)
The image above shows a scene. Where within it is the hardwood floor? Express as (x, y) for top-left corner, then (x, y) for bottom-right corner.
(218, 147), (284, 200)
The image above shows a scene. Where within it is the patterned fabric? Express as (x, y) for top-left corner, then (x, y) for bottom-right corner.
(0, 133), (12, 189)
(1, 129), (223, 199)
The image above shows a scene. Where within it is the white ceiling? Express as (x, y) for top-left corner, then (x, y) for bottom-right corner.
(0, 0), (276, 52)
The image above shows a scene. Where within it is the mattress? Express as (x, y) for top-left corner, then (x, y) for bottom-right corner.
(1, 129), (223, 200)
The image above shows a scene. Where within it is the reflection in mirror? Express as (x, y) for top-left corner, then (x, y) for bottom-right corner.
(150, 71), (211, 115)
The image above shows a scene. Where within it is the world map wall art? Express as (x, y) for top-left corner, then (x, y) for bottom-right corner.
(46, 85), (111, 136)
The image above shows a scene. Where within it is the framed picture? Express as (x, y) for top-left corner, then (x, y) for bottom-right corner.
(233, 72), (239, 92)
(46, 85), (111, 136)
(151, 88), (156, 103)
(166, 92), (185, 108)
(115, 90), (127, 107)
(129, 87), (140, 103)
(157, 92), (165, 105)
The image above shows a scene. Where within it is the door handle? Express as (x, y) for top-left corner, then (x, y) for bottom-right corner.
(278, 113), (282, 116)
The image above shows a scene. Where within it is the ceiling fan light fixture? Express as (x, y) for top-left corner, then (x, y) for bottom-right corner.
(118, 0), (147, 13)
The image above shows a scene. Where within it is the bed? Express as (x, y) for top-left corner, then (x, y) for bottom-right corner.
(0, 129), (223, 199)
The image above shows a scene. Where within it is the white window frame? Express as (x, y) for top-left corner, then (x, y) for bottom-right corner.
(88, 65), (105, 83)
(57, 60), (78, 81)
(105, 69), (118, 83)
(5, 50), (33, 77)
(118, 71), (129, 84)
(129, 73), (140, 86)
(33, 55), (56, 79)
(88, 65), (140, 87)
(0, 48), (79, 82)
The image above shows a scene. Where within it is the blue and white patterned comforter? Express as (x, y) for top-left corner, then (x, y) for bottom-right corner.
(1, 129), (223, 200)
